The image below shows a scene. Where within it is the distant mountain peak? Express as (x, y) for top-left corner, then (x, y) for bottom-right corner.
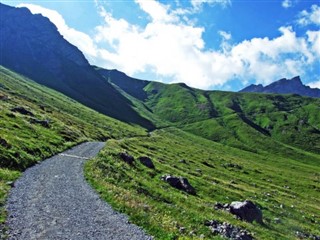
(240, 76), (320, 98)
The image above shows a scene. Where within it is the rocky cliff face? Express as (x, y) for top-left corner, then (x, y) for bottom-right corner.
(0, 3), (154, 129)
(240, 76), (320, 98)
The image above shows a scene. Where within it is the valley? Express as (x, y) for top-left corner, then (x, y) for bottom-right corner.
(0, 2), (319, 240)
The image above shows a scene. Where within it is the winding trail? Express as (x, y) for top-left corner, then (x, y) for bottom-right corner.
(6, 142), (151, 240)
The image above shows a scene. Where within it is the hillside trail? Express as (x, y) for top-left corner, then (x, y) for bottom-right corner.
(6, 142), (152, 240)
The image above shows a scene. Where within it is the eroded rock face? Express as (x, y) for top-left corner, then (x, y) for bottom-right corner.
(138, 156), (155, 169)
(161, 175), (196, 195)
(229, 200), (263, 224)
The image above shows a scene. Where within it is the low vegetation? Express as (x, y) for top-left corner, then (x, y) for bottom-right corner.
(1, 65), (320, 239)
(0, 66), (146, 231)
(86, 128), (320, 239)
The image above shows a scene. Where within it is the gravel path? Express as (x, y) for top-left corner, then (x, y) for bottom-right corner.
(6, 142), (152, 240)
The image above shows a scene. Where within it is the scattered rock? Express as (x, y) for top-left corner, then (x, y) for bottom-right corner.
(205, 220), (253, 240)
(274, 218), (281, 224)
(161, 175), (196, 195)
(119, 152), (135, 165)
(214, 202), (225, 210)
(29, 118), (50, 128)
(11, 106), (34, 116)
(229, 200), (263, 224)
(179, 159), (187, 164)
(6, 181), (14, 187)
(138, 156), (155, 169)
(296, 231), (320, 240)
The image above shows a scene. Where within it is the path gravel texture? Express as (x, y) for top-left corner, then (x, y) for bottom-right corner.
(6, 142), (152, 240)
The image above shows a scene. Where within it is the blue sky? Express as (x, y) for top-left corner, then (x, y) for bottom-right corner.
(1, 0), (320, 91)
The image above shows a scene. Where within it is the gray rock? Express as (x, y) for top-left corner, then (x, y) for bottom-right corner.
(119, 152), (135, 165)
(229, 200), (263, 224)
(162, 175), (196, 195)
(179, 159), (187, 164)
(139, 156), (155, 169)
(214, 202), (225, 210)
(205, 220), (253, 240)
(274, 218), (281, 224)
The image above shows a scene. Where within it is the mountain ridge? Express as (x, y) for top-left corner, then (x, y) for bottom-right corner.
(240, 76), (320, 98)
(0, 3), (154, 129)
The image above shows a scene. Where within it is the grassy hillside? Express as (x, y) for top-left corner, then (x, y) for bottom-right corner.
(0, 66), (146, 234)
(85, 128), (320, 239)
(1, 65), (319, 239)
(108, 73), (320, 155)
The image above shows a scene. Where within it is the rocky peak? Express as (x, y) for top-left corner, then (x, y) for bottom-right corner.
(0, 3), (89, 76)
(240, 76), (320, 98)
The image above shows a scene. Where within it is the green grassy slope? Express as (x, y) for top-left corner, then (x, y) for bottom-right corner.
(108, 73), (320, 155)
(0, 66), (146, 232)
(86, 128), (320, 239)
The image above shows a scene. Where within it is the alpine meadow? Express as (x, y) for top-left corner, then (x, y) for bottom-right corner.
(0, 2), (319, 240)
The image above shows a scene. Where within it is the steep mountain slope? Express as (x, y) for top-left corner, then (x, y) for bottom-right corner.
(0, 3), (154, 129)
(104, 69), (320, 155)
(0, 66), (146, 233)
(240, 76), (320, 98)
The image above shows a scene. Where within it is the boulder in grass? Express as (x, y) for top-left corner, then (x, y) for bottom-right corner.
(138, 156), (155, 169)
(229, 200), (263, 224)
(119, 152), (134, 165)
(11, 106), (34, 116)
(162, 175), (196, 195)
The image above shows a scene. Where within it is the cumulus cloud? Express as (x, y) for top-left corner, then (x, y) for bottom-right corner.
(93, 2), (318, 88)
(18, 2), (320, 89)
(282, 0), (293, 8)
(297, 4), (320, 26)
(17, 3), (98, 61)
(307, 81), (320, 89)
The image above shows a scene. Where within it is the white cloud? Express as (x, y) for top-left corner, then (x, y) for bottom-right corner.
(17, 2), (320, 90)
(191, 0), (231, 9)
(93, 2), (318, 88)
(282, 0), (293, 8)
(307, 81), (320, 89)
(307, 30), (320, 57)
(17, 3), (98, 60)
(297, 4), (320, 26)
(219, 31), (231, 40)
(135, 0), (178, 23)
